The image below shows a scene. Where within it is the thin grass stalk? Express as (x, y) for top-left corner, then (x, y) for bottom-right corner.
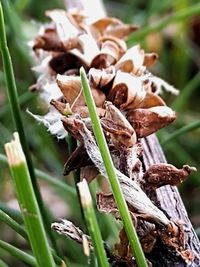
(0, 209), (63, 266)
(0, 240), (37, 267)
(0, 259), (9, 267)
(0, 203), (22, 223)
(4, 133), (56, 267)
(0, 153), (76, 199)
(161, 120), (200, 145)
(78, 179), (109, 267)
(80, 67), (148, 267)
(0, 209), (27, 239)
(127, 3), (200, 45)
(0, 2), (59, 252)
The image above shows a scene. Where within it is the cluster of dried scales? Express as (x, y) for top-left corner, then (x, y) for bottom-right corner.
(30, 8), (196, 266)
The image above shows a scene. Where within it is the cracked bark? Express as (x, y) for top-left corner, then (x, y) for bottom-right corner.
(142, 134), (200, 267)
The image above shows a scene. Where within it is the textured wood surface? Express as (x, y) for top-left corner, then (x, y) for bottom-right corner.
(142, 135), (200, 267)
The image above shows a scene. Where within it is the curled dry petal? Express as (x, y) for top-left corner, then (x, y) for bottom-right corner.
(70, 33), (100, 67)
(56, 74), (84, 106)
(127, 106), (176, 138)
(45, 10), (80, 46)
(108, 71), (146, 110)
(33, 26), (65, 52)
(102, 101), (137, 148)
(143, 163), (197, 188)
(143, 53), (158, 68)
(91, 40), (120, 69)
(91, 17), (123, 35)
(136, 91), (166, 109)
(57, 74), (106, 108)
(115, 45), (145, 73)
(105, 24), (138, 39)
(89, 66), (115, 88)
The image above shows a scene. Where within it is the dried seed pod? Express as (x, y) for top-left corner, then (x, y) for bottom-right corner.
(127, 106), (176, 137)
(143, 163), (197, 188)
(108, 71), (146, 110)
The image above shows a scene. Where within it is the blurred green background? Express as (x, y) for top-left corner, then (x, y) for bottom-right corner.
(0, 0), (200, 265)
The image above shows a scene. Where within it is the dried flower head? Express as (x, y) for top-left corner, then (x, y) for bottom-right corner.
(29, 5), (196, 265)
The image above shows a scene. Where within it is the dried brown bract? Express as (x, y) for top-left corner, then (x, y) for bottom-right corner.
(143, 163), (197, 188)
(127, 106), (176, 137)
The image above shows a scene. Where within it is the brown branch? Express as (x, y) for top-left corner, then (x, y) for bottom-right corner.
(142, 134), (200, 267)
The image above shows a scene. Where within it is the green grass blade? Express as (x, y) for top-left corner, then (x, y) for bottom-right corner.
(0, 209), (27, 239)
(78, 179), (109, 267)
(161, 120), (200, 145)
(80, 67), (148, 267)
(127, 3), (200, 45)
(0, 2), (59, 252)
(0, 259), (9, 267)
(0, 240), (37, 267)
(4, 133), (56, 267)
(0, 153), (76, 199)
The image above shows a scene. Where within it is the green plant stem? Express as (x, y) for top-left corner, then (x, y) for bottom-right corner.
(0, 209), (64, 266)
(0, 209), (27, 239)
(0, 240), (37, 267)
(78, 180), (109, 267)
(0, 2), (59, 253)
(127, 3), (200, 45)
(0, 153), (76, 199)
(80, 67), (147, 267)
(0, 259), (9, 267)
(161, 120), (200, 145)
(5, 134), (56, 267)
